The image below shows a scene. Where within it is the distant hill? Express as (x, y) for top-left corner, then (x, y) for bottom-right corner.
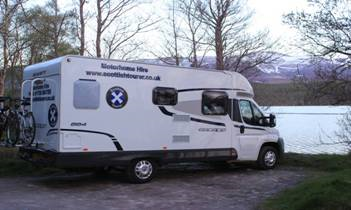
(138, 54), (343, 84)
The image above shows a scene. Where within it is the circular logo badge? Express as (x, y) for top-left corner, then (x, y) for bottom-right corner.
(48, 104), (58, 127)
(106, 87), (128, 109)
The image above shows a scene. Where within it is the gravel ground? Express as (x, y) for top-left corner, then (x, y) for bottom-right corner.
(0, 164), (306, 210)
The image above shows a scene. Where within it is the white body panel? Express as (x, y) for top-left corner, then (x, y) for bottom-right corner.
(23, 56), (280, 162)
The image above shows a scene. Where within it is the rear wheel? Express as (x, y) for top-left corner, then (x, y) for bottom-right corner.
(21, 112), (36, 146)
(0, 112), (7, 144)
(257, 146), (279, 169)
(126, 159), (157, 184)
(6, 112), (19, 146)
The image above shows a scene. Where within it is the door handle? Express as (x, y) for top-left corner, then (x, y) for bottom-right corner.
(240, 125), (245, 134)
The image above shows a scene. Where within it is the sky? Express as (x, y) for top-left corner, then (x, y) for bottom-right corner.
(247, 0), (309, 55)
(38, 0), (310, 57)
(248, 0), (308, 35)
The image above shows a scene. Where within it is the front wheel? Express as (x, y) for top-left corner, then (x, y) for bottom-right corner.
(126, 159), (157, 184)
(257, 146), (279, 169)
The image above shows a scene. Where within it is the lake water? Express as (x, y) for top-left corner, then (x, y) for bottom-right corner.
(266, 106), (350, 154)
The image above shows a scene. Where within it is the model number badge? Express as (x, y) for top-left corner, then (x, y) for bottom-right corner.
(106, 86), (128, 109)
(198, 128), (226, 132)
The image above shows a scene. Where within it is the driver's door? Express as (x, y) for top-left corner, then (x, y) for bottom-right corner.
(236, 99), (267, 160)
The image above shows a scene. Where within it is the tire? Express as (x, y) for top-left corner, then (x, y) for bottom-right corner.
(0, 112), (7, 144)
(6, 112), (20, 146)
(21, 112), (36, 146)
(126, 159), (157, 184)
(257, 146), (279, 170)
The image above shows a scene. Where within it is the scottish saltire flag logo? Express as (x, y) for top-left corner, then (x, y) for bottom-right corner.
(48, 104), (58, 127)
(106, 86), (128, 109)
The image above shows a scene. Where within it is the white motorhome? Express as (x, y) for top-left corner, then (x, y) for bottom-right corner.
(19, 55), (284, 183)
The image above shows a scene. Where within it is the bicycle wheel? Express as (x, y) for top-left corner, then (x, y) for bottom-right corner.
(21, 112), (36, 146)
(6, 112), (20, 146)
(0, 112), (7, 144)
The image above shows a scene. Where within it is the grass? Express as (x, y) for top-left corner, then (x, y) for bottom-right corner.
(262, 153), (351, 210)
(281, 153), (351, 172)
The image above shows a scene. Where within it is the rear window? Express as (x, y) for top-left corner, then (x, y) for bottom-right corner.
(74, 79), (100, 109)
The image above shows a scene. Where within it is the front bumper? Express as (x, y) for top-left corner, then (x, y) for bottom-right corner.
(278, 137), (285, 157)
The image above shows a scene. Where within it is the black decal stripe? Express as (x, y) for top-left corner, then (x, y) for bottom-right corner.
(79, 78), (96, 81)
(234, 125), (266, 131)
(178, 88), (245, 92)
(47, 128), (123, 151)
(191, 117), (225, 126)
(60, 129), (115, 138)
(113, 142), (123, 151)
(47, 128), (58, 136)
(245, 126), (266, 131)
(159, 106), (225, 127)
(159, 106), (174, 116)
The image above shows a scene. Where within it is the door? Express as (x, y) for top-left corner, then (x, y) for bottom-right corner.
(29, 78), (59, 148)
(235, 99), (267, 160)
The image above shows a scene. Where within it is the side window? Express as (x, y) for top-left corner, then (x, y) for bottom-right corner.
(239, 100), (253, 124)
(202, 91), (228, 115)
(153, 87), (177, 105)
(239, 100), (265, 126)
(252, 103), (264, 119)
(74, 79), (100, 109)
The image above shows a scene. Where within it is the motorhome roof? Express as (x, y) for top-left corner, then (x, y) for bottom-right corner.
(24, 55), (254, 97)
(25, 55), (233, 74)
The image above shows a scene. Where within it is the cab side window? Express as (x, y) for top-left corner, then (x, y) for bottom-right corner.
(252, 103), (264, 119)
(239, 100), (253, 124)
(202, 91), (228, 115)
(239, 100), (264, 126)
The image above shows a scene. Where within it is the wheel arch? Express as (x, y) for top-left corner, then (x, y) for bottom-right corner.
(259, 142), (283, 159)
(129, 156), (163, 167)
(260, 142), (281, 154)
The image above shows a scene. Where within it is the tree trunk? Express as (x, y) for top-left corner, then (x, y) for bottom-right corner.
(1, 6), (9, 96)
(10, 70), (15, 97)
(79, 0), (85, 55)
(0, 75), (5, 96)
(53, 0), (59, 57)
(96, 0), (102, 58)
(215, 24), (224, 70)
(191, 32), (198, 67)
(172, 1), (179, 66)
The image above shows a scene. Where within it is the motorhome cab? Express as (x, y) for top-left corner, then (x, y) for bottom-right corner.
(19, 55), (284, 183)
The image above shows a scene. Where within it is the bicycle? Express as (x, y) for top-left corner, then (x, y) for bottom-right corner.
(10, 98), (36, 146)
(0, 97), (36, 147)
(0, 96), (19, 146)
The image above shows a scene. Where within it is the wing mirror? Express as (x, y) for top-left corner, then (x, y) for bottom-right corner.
(269, 114), (276, 127)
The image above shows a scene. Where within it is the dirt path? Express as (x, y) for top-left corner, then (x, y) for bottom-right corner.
(0, 165), (306, 210)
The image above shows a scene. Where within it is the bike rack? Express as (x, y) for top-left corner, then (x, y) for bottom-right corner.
(21, 80), (33, 112)
(21, 78), (49, 113)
